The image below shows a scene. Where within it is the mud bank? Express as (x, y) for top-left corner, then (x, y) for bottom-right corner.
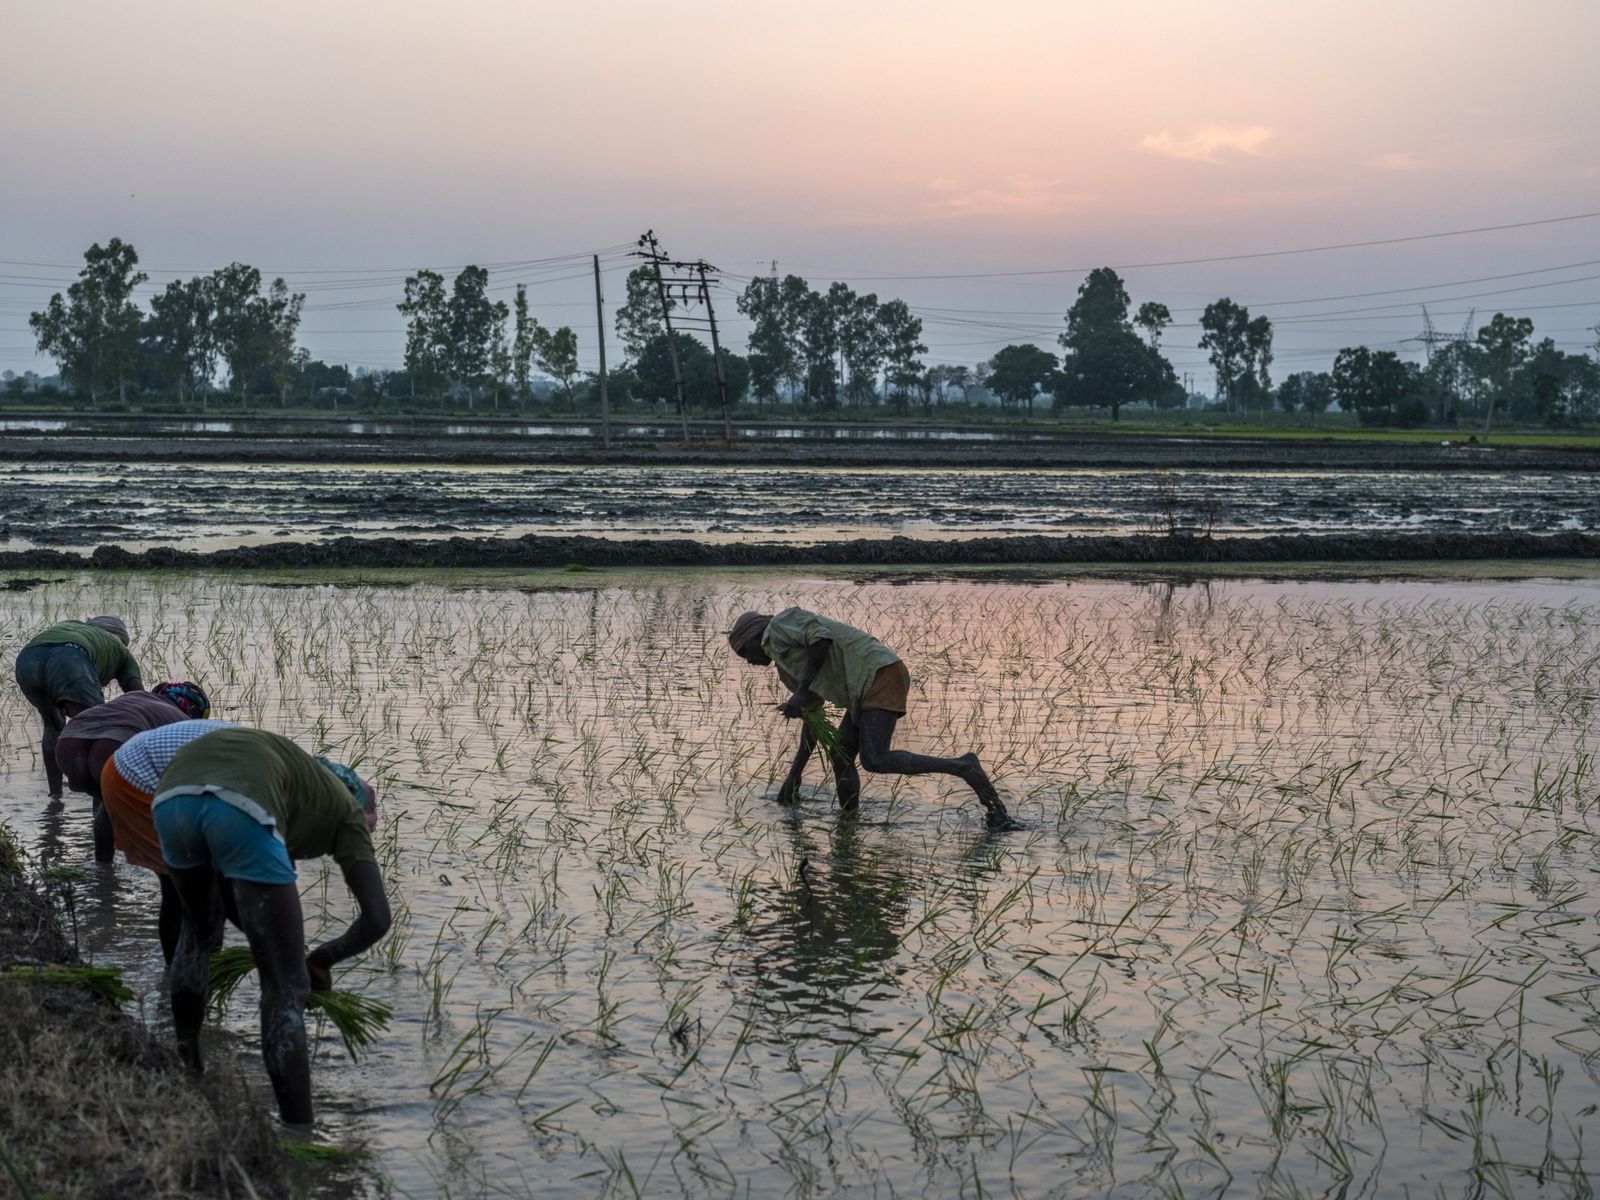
(5, 428), (1600, 472)
(0, 829), (295, 1199)
(3, 529), (1596, 572)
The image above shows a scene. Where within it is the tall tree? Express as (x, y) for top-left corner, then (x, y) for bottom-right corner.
(265, 278), (306, 406)
(446, 266), (496, 408)
(737, 275), (793, 407)
(1474, 312), (1534, 435)
(488, 300), (511, 411)
(29, 238), (148, 406)
(397, 269), (448, 400)
(1057, 268), (1173, 421)
(536, 325), (580, 405)
(145, 276), (217, 404)
(511, 284), (534, 401)
(877, 299), (926, 407)
(614, 266), (673, 364)
(801, 288), (840, 406)
(1198, 298), (1252, 411)
(1134, 301), (1172, 350)
(211, 262), (271, 401)
(1332, 346), (1416, 426)
(984, 343), (1059, 411)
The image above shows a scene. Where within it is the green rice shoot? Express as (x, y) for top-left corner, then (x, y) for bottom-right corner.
(2, 964), (134, 1006)
(208, 946), (392, 1060)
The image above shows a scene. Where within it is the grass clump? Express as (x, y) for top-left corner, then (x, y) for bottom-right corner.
(1, 964), (134, 1006)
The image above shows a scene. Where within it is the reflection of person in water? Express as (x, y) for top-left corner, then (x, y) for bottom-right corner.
(747, 820), (917, 1027)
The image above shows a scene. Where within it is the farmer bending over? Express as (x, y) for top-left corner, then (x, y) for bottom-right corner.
(154, 727), (389, 1130)
(13, 616), (143, 800)
(728, 608), (1019, 830)
(55, 682), (211, 863)
(102, 712), (235, 962)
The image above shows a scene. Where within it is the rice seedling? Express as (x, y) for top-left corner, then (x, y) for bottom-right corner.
(208, 946), (392, 1060)
(1, 964), (134, 1005)
(4, 570), (1599, 1198)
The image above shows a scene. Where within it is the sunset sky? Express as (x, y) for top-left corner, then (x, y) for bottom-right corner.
(3, 0), (1597, 387)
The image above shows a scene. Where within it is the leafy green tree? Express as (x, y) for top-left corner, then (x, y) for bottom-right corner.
(1057, 268), (1174, 420)
(737, 275), (794, 406)
(29, 238), (148, 406)
(1333, 347), (1418, 426)
(984, 343), (1058, 411)
(876, 299), (925, 408)
(1276, 370), (1333, 414)
(1134, 301), (1172, 350)
(211, 263), (271, 401)
(446, 266), (497, 407)
(265, 278), (305, 406)
(801, 289), (840, 406)
(145, 276), (217, 404)
(1474, 312), (1534, 434)
(512, 284), (534, 401)
(536, 325), (580, 405)
(1198, 298), (1250, 410)
(397, 269), (448, 400)
(1522, 338), (1600, 425)
(614, 266), (672, 364)
(488, 300), (512, 411)
(633, 332), (749, 410)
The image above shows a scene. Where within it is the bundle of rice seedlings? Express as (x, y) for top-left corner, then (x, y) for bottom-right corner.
(801, 708), (846, 764)
(207, 947), (392, 1060)
(2, 964), (134, 1005)
(208, 945), (256, 1014)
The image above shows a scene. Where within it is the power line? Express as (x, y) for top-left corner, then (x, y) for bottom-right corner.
(721, 209), (1600, 283)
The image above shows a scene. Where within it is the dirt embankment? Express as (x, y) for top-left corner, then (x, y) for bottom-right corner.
(0, 828), (295, 1199)
(5, 428), (1600, 472)
(3, 529), (1597, 573)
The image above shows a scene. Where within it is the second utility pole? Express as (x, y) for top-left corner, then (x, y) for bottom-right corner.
(592, 254), (611, 450)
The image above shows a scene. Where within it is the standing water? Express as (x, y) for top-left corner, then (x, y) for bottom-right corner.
(1, 571), (1597, 1198)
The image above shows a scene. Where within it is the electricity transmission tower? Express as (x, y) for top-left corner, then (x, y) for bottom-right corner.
(1404, 305), (1476, 423)
(634, 231), (732, 443)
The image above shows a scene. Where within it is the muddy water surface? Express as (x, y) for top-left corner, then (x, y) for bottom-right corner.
(2, 572), (1598, 1198)
(3, 461), (1597, 550)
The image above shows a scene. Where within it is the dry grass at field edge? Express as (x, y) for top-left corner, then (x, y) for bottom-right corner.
(0, 826), (296, 1200)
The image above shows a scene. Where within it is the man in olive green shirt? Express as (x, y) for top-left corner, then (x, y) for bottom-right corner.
(152, 727), (389, 1130)
(729, 608), (1019, 829)
(13, 616), (144, 799)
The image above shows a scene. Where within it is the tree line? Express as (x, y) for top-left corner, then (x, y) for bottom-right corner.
(27, 239), (307, 407)
(21, 239), (1600, 427)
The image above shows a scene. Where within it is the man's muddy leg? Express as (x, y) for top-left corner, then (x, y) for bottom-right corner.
(38, 708), (65, 801)
(856, 710), (1016, 827)
(233, 880), (314, 1128)
(834, 714), (863, 812)
(168, 865), (220, 1071)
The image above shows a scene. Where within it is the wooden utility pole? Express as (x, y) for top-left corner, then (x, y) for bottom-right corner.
(640, 230), (689, 443)
(593, 254), (611, 449)
(696, 261), (730, 441)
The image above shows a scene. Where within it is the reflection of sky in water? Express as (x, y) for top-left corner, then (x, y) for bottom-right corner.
(2, 574), (1597, 1198)
(2, 461), (1596, 551)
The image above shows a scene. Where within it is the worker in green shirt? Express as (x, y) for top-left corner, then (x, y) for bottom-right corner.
(12, 616), (143, 800)
(152, 727), (389, 1130)
(728, 608), (1020, 830)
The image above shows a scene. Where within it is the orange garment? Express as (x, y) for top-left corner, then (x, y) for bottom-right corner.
(861, 662), (912, 715)
(100, 757), (164, 874)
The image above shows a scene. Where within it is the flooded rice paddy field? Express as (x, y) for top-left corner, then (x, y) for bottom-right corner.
(2, 460), (1597, 550)
(3, 571), (1600, 1198)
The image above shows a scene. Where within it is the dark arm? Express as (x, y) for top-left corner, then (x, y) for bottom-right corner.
(777, 638), (831, 718)
(777, 722), (817, 805)
(306, 860), (391, 988)
(117, 652), (144, 693)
